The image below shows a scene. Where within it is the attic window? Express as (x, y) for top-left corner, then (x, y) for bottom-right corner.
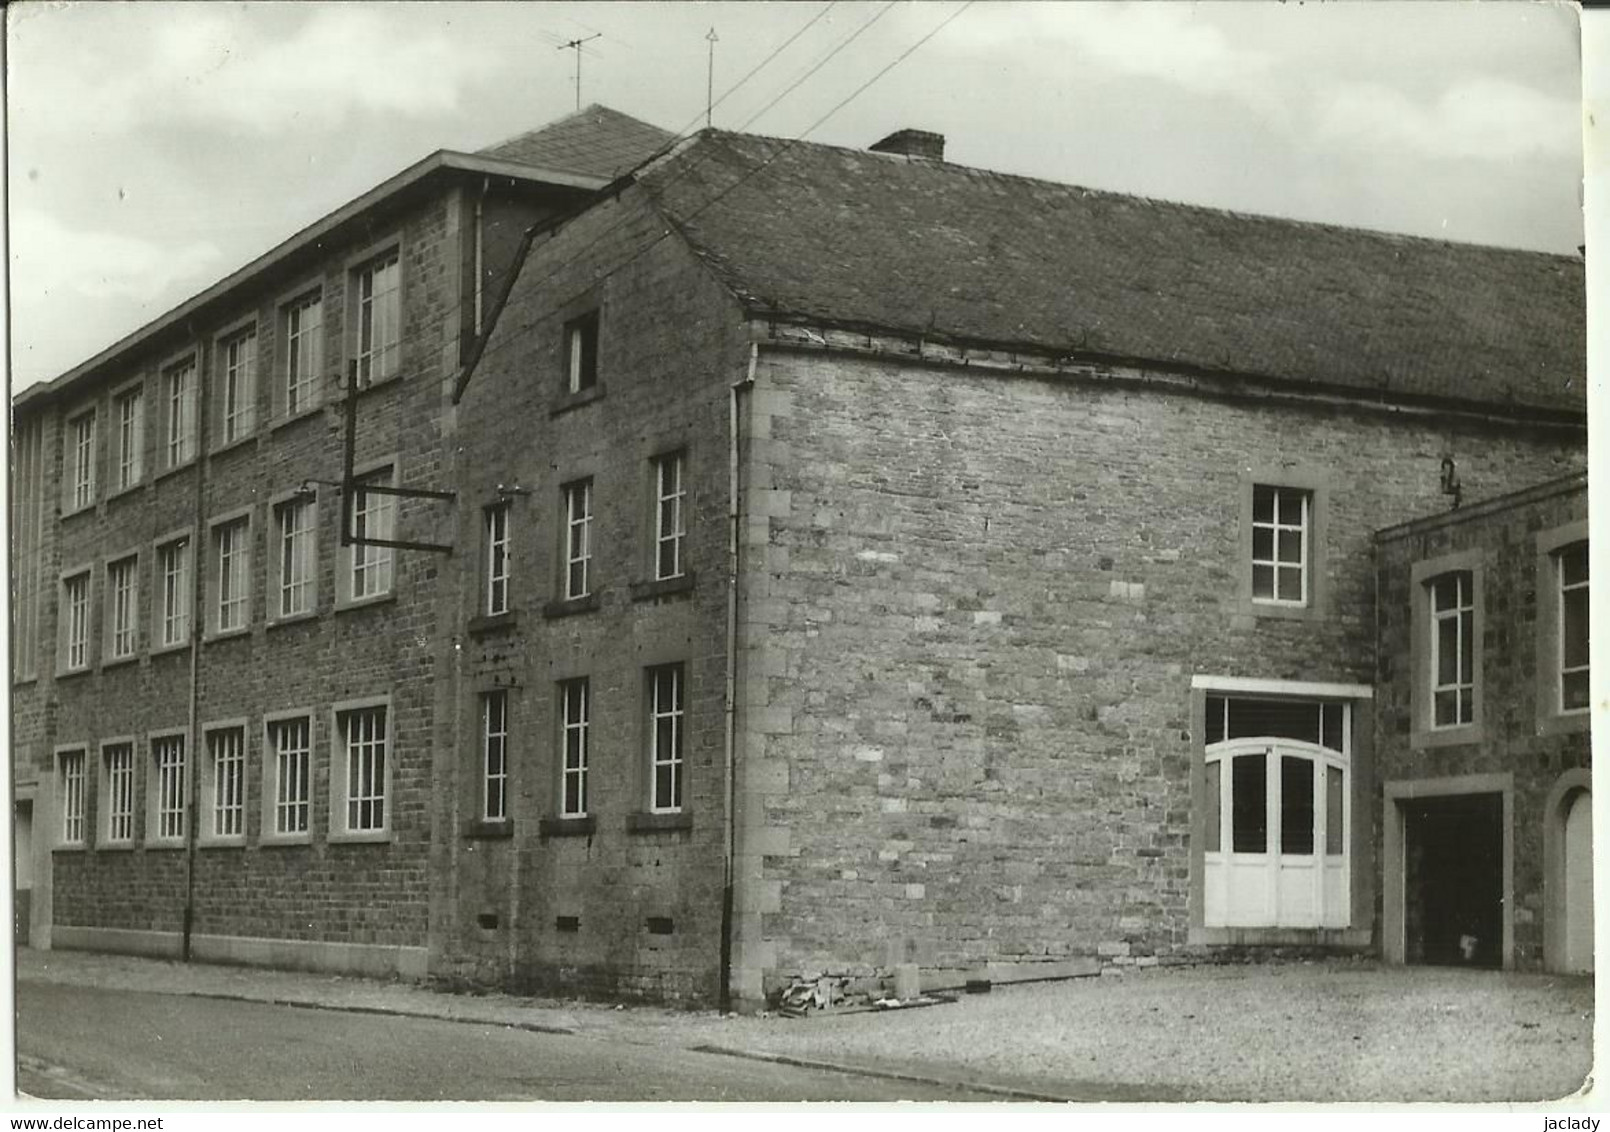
(564, 311), (599, 394)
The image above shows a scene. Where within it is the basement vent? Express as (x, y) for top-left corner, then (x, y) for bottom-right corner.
(646, 916), (675, 935)
(476, 912), (499, 930)
(556, 915), (580, 933)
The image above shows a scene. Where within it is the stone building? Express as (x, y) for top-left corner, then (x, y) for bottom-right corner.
(13, 107), (1589, 1006)
(11, 106), (674, 971)
(1374, 473), (1590, 973)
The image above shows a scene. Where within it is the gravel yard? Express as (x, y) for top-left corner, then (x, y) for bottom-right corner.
(20, 949), (1593, 1103)
(707, 961), (1595, 1103)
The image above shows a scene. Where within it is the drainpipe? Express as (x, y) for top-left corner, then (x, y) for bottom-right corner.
(182, 329), (211, 962)
(719, 343), (758, 1012)
(473, 179), (487, 336)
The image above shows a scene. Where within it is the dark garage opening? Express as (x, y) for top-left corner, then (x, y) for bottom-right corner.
(1403, 792), (1503, 968)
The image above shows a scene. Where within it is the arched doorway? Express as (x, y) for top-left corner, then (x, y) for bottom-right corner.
(1543, 769), (1592, 974)
(1562, 789), (1593, 973)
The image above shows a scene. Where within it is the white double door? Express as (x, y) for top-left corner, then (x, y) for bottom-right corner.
(1204, 739), (1348, 929)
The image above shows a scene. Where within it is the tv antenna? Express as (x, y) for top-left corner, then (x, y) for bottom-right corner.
(705, 27), (719, 128)
(558, 33), (602, 111)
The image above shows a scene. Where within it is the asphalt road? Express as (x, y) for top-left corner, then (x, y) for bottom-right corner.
(16, 982), (991, 1102)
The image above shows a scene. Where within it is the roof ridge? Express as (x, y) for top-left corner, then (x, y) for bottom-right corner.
(698, 128), (1581, 264)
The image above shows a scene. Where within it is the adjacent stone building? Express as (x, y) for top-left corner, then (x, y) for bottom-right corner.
(13, 106), (1589, 1007)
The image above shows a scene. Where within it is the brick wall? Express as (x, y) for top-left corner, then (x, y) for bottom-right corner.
(446, 186), (752, 1003)
(734, 334), (1584, 992)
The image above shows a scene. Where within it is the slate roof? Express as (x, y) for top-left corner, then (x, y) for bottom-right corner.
(640, 131), (1585, 413)
(481, 104), (676, 182)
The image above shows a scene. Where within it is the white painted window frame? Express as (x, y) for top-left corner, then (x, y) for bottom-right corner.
(210, 509), (253, 636)
(353, 250), (401, 385)
(485, 502), (511, 616)
(283, 288), (324, 416)
(154, 529), (194, 650)
(330, 696), (392, 842)
(66, 409), (97, 514)
(262, 709), (314, 844)
(271, 492), (318, 621)
(654, 451), (686, 581)
(482, 689), (509, 822)
(59, 567), (92, 674)
(560, 677), (589, 818)
(113, 382), (145, 492)
(564, 479), (592, 600)
(1250, 484), (1309, 607)
(217, 324), (258, 444)
(105, 552), (139, 661)
(201, 720), (249, 846)
(99, 738), (137, 847)
(56, 746), (88, 848)
(147, 730), (188, 847)
(1429, 570), (1475, 729)
(648, 664), (685, 814)
(163, 356), (198, 469)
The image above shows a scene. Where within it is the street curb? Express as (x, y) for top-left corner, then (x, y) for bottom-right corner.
(180, 989), (577, 1035)
(686, 1043), (1074, 1103)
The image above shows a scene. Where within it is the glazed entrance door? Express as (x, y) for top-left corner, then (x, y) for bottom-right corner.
(1204, 739), (1348, 928)
(1563, 790), (1594, 973)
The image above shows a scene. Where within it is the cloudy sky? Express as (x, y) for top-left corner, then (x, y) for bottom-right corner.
(6, 1), (1588, 392)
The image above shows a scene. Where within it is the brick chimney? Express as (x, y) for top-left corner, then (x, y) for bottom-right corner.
(868, 128), (945, 161)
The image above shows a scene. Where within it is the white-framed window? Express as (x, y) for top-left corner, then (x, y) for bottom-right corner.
(106, 555), (139, 660)
(163, 358), (197, 468)
(335, 703), (388, 835)
(648, 664), (684, 813)
(1251, 485), (1309, 606)
(1558, 541), (1589, 714)
(265, 714), (312, 838)
(1202, 695), (1352, 930)
(564, 310), (599, 394)
(151, 733), (187, 843)
(57, 748), (87, 846)
(114, 385), (145, 491)
(101, 741), (136, 845)
(66, 410), (96, 512)
(156, 535), (192, 647)
(1430, 571), (1475, 729)
(273, 496), (317, 619)
(347, 468), (396, 602)
(206, 725), (247, 841)
(284, 291), (323, 414)
(563, 479), (592, 600)
(654, 452), (686, 581)
(482, 690), (508, 822)
(560, 678), (589, 818)
(354, 252), (400, 384)
(219, 327), (257, 443)
(60, 570), (91, 672)
(213, 516), (250, 633)
(485, 503), (511, 615)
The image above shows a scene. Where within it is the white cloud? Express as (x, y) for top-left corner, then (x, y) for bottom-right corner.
(946, 2), (1276, 105)
(13, 6), (497, 135)
(1315, 78), (1580, 162)
(12, 209), (221, 305)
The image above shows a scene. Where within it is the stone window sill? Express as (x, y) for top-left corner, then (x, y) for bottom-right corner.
(543, 594), (600, 620)
(267, 610), (319, 631)
(539, 815), (597, 838)
(271, 404), (324, 434)
(335, 592), (397, 615)
(550, 384), (606, 418)
(1411, 723), (1484, 750)
(209, 433), (257, 459)
(630, 573), (696, 602)
(627, 811), (692, 833)
(464, 819), (514, 840)
(467, 611), (518, 637)
(101, 654), (139, 672)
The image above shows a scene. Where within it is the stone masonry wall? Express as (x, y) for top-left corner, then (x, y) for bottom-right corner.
(446, 187), (752, 1003)
(737, 336), (1584, 991)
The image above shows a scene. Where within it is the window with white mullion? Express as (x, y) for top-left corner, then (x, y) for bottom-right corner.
(486, 504), (511, 615)
(356, 254), (400, 384)
(1251, 486), (1308, 605)
(159, 537), (191, 646)
(270, 718), (311, 835)
(69, 412), (96, 511)
(1559, 542), (1589, 713)
(154, 736), (186, 841)
(116, 388), (144, 490)
(108, 557), (138, 659)
(62, 573), (90, 670)
(350, 474), (396, 600)
(656, 453), (686, 580)
(165, 361), (196, 467)
(565, 480), (592, 599)
(215, 520), (249, 632)
(220, 330), (257, 443)
(1430, 572), (1474, 728)
(59, 750), (86, 844)
(341, 707), (387, 832)
(277, 499), (315, 617)
(209, 728), (246, 838)
(649, 665), (684, 813)
(105, 744), (135, 843)
(482, 691), (509, 822)
(285, 294), (323, 414)
(561, 679), (589, 817)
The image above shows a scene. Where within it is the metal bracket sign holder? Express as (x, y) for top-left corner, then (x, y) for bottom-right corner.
(340, 361), (457, 554)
